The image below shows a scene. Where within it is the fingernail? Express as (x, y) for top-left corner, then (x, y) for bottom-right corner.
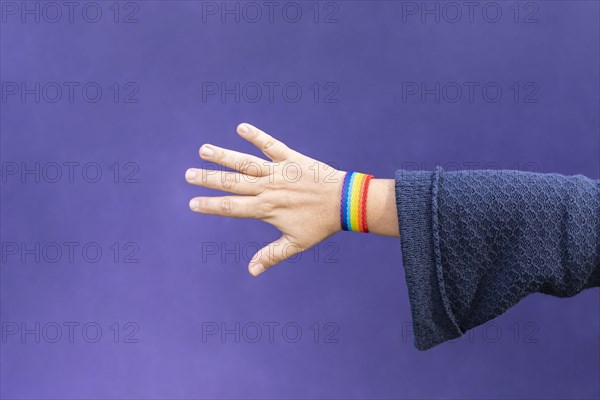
(249, 263), (265, 276)
(200, 145), (214, 158)
(185, 169), (197, 180)
(189, 199), (200, 210)
(238, 124), (249, 136)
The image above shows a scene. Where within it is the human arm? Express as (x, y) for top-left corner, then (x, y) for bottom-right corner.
(185, 124), (600, 351)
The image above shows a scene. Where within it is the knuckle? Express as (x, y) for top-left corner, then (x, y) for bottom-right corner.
(221, 173), (236, 190)
(270, 176), (287, 190)
(262, 138), (276, 152)
(237, 159), (247, 172)
(238, 158), (251, 174)
(220, 198), (232, 214)
(238, 159), (263, 176)
(284, 241), (303, 255)
(258, 199), (275, 218)
(218, 149), (227, 164)
(267, 250), (282, 265)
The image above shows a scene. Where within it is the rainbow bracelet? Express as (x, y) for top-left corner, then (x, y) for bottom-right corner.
(340, 171), (374, 233)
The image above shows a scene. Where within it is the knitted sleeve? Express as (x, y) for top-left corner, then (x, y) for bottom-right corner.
(394, 167), (600, 350)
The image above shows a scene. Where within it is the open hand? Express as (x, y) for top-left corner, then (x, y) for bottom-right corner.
(186, 123), (346, 277)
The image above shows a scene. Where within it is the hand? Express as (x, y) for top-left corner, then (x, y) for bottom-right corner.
(186, 123), (346, 277)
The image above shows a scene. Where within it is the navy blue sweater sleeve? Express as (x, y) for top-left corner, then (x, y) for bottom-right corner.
(395, 167), (600, 350)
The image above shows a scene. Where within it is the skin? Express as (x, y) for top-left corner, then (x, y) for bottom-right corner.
(186, 123), (400, 277)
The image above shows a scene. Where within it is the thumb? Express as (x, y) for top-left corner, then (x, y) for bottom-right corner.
(249, 234), (302, 277)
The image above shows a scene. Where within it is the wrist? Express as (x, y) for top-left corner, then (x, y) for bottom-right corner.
(337, 171), (374, 233)
(366, 178), (400, 237)
(333, 172), (399, 237)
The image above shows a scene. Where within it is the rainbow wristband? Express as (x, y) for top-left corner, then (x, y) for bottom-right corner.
(340, 171), (374, 232)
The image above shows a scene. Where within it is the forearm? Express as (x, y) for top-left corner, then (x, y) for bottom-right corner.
(366, 178), (400, 237)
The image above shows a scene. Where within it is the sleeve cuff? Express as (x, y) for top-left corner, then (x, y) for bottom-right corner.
(395, 167), (463, 350)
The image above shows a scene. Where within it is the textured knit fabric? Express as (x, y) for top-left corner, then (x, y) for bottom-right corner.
(394, 167), (600, 351)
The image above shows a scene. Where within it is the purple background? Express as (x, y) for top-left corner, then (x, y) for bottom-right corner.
(1, 1), (599, 399)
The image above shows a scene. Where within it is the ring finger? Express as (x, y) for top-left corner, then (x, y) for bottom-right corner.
(185, 168), (264, 195)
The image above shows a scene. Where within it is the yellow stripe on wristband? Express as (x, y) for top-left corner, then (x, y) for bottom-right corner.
(349, 173), (365, 231)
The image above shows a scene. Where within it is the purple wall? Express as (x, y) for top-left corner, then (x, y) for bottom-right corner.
(1, 1), (599, 398)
